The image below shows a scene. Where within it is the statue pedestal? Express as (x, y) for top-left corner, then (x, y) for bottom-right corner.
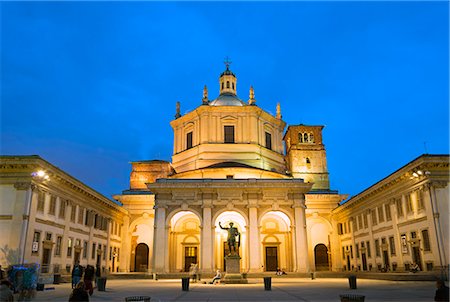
(223, 255), (248, 284)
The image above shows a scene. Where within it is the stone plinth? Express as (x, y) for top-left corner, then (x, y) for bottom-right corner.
(223, 255), (248, 284)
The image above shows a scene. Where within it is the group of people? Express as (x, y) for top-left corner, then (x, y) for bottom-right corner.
(189, 263), (221, 285)
(69, 261), (102, 301)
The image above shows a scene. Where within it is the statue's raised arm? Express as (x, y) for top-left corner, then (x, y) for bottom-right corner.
(219, 221), (228, 230)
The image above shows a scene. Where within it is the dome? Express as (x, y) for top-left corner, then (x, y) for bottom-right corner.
(209, 93), (246, 106)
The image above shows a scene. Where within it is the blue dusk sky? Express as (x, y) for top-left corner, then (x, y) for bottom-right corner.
(1, 2), (448, 201)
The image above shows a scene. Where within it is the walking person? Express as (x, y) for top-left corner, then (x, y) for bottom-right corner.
(72, 261), (84, 289)
(83, 265), (95, 296)
(435, 279), (449, 301)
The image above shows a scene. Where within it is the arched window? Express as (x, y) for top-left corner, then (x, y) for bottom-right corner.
(226, 81), (230, 88)
(232, 82), (235, 90)
(303, 133), (308, 142)
(309, 133), (314, 143)
(298, 133), (303, 143)
(222, 82), (224, 90)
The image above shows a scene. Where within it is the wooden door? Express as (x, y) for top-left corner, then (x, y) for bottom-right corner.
(265, 247), (278, 271)
(314, 244), (329, 271)
(184, 246), (197, 272)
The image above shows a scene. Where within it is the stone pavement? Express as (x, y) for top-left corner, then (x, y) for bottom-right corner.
(31, 278), (441, 302)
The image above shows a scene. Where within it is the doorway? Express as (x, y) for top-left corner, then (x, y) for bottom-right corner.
(382, 250), (390, 270)
(184, 246), (197, 272)
(265, 247), (278, 271)
(412, 246), (422, 270)
(361, 253), (367, 271)
(314, 244), (329, 271)
(42, 248), (51, 273)
(135, 243), (149, 272)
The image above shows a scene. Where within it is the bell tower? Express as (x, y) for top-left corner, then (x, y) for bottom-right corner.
(284, 125), (330, 190)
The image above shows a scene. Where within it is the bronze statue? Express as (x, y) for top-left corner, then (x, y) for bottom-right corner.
(219, 222), (240, 255)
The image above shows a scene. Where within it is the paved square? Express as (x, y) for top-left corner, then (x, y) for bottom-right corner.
(30, 278), (440, 301)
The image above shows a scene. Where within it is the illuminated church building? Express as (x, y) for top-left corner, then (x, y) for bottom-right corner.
(1, 64), (448, 277)
(114, 63), (348, 274)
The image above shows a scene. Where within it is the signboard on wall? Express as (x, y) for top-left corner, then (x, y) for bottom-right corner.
(32, 241), (39, 252)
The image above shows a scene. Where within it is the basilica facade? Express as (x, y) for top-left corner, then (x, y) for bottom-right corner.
(113, 64), (347, 274)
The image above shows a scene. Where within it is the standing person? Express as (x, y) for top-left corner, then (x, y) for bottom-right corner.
(435, 279), (450, 301)
(72, 261), (84, 289)
(69, 281), (89, 302)
(94, 265), (101, 288)
(83, 265), (95, 296)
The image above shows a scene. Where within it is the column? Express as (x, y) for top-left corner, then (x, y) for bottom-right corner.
(152, 206), (167, 273)
(293, 194), (310, 272)
(201, 206), (213, 272)
(248, 206), (262, 272)
(119, 215), (130, 272)
(15, 182), (34, 263)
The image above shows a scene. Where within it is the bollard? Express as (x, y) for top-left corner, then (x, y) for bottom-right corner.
(181, 277), (190, 291)
(97, 277), (107, 291)
(263, 277), (272, 291)
(348, 275), (357, 289)
(310, 272), (315, 280)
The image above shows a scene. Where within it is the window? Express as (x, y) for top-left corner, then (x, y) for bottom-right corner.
(83, 241), (88, 259)
(371, 209), (377, 226)
(45, 232), (52, 241)
(358, 215), (363, 230)
(356, 243), (360, 258)
(226, 81), (230, 88)
(309, 133), (314, 143)
(78, 207), (84, 224)
(55, 236), (62, 256)
(221, 82), (224, 90)
(303, 133), (308, 143)
(59, 199), (66, 219)
(363, 214), (368, 229)
(85, 210), (90, 226)
(366, 241), (371, 258)
(411, 231), (417, 239)
(350, 245), (353, 258)
(354, 218), (358, 231)
(299, 133), (304, 143)
(70, 204), (76, 222)
(389, 236), (396, 255)
(342, 247), (345, 260)
(338, 223), (343, 235)
(375, 239), (380, 257)
(396, 198), (403, 217)
(103, 245), (107, 260)
(186, 132), (193, 149)
(417, 190), (425, 210)
(232, 82), (235, 90)
(422, 230), (431, 251)
(32, 231), (41, 254)
(406, 193), (413, 213)
(224, 126), (235, 143)
(265, 132), (272, 150)
(306, 157), (311, 164)
(92, 243), (96, 259)
(37, 192), (45, 212)
(67, 238), (73, 257)
(49, 195), (56, 215)
(109, 246), (113, 261)
(385, 204), (392, 221)
(378, 206), (384, 223)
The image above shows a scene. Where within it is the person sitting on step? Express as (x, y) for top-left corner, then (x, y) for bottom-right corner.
(209, 270), (221, 285)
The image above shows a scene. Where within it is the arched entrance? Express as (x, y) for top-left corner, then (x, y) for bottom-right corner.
(314, 244), (329, 271)
(135, 243), (149, 272)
